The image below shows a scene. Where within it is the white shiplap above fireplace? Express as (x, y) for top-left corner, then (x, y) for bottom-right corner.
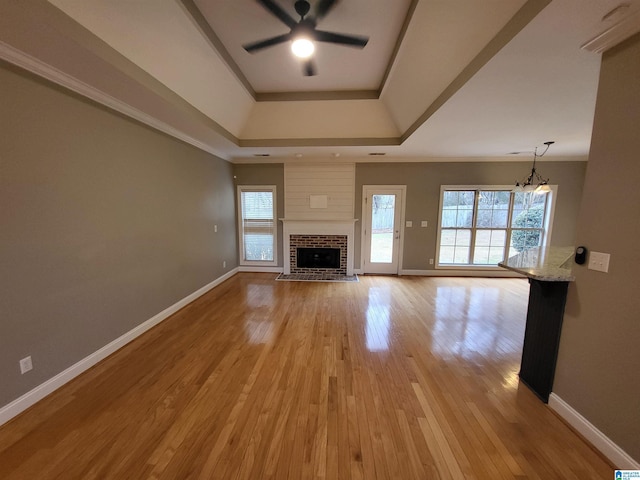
(284, 164), (355, 220)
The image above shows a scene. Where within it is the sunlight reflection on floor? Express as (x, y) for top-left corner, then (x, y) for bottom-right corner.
(432, 285), (520, 360)
(365, 286), (391, 351)
(244, 282), (275, 344)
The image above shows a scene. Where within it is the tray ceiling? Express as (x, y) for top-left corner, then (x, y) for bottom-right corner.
(1, 0), (638, 161)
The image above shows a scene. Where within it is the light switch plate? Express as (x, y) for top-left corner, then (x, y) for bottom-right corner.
(406, 221), (413, 227)
(588, 251), (610, 273)
(421, 221), (428, 227)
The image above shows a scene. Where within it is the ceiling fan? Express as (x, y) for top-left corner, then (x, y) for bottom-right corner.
(243, 0), (369, 76)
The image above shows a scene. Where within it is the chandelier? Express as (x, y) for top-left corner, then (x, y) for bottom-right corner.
(513, 141), (554, 194)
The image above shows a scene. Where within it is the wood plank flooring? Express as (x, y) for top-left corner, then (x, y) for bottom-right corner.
(0, 273), (612, 479)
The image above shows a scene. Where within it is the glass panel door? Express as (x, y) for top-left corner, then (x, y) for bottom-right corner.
(363, 187), (405, 274)
(370, 194), (396, 263)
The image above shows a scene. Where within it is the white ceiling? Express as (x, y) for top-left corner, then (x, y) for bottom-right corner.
(1, 0), (640, 162)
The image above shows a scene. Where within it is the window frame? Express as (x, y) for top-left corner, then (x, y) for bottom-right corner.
(435, 185), (556, 270)
(237, 185), (278, 267)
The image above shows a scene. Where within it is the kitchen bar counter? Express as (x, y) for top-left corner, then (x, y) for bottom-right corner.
(499, 246), (575, 403)
(498, 246), (575, 281)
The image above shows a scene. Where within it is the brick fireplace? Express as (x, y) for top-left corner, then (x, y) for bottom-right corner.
(290, 234), (347, 275)
(281, 219), (357, 276)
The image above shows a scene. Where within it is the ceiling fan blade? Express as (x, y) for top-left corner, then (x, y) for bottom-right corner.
(257, 0), (298, 29)
(313, 30), (368, 48)
(243, 33), (292, 53)
(314, 0), (338, 22)
(303, 59), (317, 76)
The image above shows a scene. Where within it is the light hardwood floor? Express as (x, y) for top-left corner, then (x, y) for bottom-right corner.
(0, 273), (612, 479)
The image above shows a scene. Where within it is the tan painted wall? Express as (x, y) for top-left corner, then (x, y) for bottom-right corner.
(0, 63), (237, 407)
(241, 100), (400, 139)
(554, 33), (640, 462)
(355, 161), (586, 270)
(231, 160), (585, 271)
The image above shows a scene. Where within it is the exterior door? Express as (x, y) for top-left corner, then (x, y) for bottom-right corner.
(362, 186), (406, 274)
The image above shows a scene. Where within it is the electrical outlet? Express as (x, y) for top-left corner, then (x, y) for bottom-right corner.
(429, 258), (434, 265)
(223, 260), (226, 268)
(421, 221), (428, 227)
(20, 356), (33, 374)
(405, 221), (413, 227)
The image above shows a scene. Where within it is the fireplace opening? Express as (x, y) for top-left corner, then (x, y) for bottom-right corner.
(297, 247), (341, 269)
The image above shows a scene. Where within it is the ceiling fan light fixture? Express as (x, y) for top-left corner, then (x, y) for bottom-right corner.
(243, 0), (369, 75)
(291, 38), (314, 58)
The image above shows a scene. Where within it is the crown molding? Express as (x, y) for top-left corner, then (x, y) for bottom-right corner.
(581, 8), (640, 54)
(0, 40), (230, 160)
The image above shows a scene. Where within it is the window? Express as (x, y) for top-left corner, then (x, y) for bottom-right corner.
(437, 187), (553, 268)
(238, 186), (277, 266)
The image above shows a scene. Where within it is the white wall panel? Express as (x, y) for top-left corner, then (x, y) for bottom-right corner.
(284, 164), (355, 220)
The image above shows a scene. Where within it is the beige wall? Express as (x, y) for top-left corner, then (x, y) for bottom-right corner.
(231, 161), (585, 271)
(355, 161), (586, 270)
(0, 62), (237, 407)
(554, 33), (640, 462)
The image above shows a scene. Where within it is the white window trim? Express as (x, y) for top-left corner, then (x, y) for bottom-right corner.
(237, 185), (278, 267)
(435, 185), (557, 270)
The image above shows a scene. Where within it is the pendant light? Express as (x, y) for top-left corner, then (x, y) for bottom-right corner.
(513, 141), (554, 194)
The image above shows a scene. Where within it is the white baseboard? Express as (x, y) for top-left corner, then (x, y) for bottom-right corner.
(549, 393), (639, 469)
(399, 269), (524, 277)
(237, 266), (283, 273)
(0, 268), (239, 427)
(355, 269), (522, 277)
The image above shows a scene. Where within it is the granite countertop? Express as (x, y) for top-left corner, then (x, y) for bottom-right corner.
(498, 246), (575, 281)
